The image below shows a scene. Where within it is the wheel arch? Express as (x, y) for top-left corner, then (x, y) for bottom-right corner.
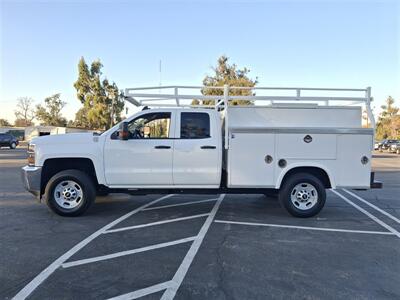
(276, 164), (335, 189)
(40, 157), (99, 196)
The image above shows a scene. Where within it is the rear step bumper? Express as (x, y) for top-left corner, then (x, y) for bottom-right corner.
(370, 172), (383, 189)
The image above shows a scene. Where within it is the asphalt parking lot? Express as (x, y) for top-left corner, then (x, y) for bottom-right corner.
(1, 147), (400, 299)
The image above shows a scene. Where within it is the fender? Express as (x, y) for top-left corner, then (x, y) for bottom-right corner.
(275, 161), (336, 189)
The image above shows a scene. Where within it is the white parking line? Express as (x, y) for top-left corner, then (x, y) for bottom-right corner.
(332, 190), (400, 239)
(62, 236), (196, 269)
(214, 220), (395, 235)
(161, 194), (226, 300)
(12, 194), (174, 300)
(104, 213), (210, 234)
(142, 198), (218, 211)
(343, 189), (400, 225)
(107, 281), (173, 300)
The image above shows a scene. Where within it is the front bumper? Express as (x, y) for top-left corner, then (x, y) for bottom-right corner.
(21, 166), (42, 197)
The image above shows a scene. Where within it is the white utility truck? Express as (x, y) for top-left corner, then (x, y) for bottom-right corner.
(21, 86), (381, 217)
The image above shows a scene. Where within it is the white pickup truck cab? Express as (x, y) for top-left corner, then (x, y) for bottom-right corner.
(21, 85), (381, 217)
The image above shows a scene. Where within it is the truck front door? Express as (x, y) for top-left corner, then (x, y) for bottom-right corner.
(104, 111), (175, 186)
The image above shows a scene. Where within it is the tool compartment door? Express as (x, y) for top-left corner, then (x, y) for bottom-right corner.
(228, 133), (275, 187)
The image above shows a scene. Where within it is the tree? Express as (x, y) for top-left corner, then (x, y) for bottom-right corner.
(35, 94), (67, 126)
(193, 55), (258, 106)
(14, 97), (35, 126)
(14, 118), (33, 127)
(0, 118), (11, 126)
(73, 107), (90, 128)
(73, 57), (124, 130)
(376, 96), (400, 139)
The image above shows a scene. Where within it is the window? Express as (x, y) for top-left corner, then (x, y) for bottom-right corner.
(128, 112), (171, 139)
(180, 112), (210, 139)
(0, 134), (10, 140)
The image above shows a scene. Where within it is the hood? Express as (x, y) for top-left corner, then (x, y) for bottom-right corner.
(30, 132), (98, 146)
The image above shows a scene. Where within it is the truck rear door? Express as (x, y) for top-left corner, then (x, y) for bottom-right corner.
(173, 111), (221, 187)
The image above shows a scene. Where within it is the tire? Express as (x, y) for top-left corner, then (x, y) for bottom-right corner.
(10, 142), (16, 149)
(279, 173), (326, 218)
(44, 169), (96, 217)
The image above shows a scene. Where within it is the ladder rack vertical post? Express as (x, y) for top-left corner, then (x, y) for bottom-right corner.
(365, 86), (375, 148)
(174, 87), (179, 106)
(365, 87), (374, 128)
(224, 84), (229, 150)
(296, 88), (301, 100)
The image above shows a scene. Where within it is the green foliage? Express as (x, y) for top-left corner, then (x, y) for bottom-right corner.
(73, 107), (90, 128)
(35, 94), (67, 126)
(376, 96), (400, 140)
(73, 57), (124, 130)
(0, 118), (11, 126)
(194, 55), (258, 106)
(14, 97), (35, 126)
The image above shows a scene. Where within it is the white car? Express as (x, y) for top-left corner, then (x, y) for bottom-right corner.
(21, 85), (382, 217)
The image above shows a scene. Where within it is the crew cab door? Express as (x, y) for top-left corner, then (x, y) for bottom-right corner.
(104, 111), (175, 186)
(173, 111), (221, 186)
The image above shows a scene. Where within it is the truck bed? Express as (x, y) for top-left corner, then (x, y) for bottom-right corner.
(226, 106), (373, 189)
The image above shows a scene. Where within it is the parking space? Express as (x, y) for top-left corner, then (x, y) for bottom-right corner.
(1, 148), (399, 299)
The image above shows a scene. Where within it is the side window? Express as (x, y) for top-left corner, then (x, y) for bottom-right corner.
(180, 112), (210, 139)
(128, 112), (171, 139)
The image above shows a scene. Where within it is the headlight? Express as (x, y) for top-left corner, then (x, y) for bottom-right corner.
(27, 144), (35, 166)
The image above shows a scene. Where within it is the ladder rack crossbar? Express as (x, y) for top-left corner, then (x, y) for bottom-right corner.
(125, 86), (367, 92)
(122, 85), (374, 149)
(124, 85), (370, 109)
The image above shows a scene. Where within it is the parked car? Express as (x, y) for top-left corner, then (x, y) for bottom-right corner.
(378, 139), (398, 151)
(21, 85), (382, 218)
(0, 133), (19, 149)
(388, 141), (400, 154)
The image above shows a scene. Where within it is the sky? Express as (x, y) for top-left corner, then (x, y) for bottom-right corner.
(0, 0), (399, 123)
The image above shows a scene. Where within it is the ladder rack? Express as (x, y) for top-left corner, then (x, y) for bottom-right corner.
(123, 85), (374, 149)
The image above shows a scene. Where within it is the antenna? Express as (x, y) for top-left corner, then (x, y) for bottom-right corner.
(159, 59), (162, 93)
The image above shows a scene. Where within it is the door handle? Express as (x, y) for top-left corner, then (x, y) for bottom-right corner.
(154, 145), (171, 149)
(200, 145), (216, 149)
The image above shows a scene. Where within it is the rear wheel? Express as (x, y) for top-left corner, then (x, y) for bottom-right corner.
(279, 173), (326, 218)
(10, 142), (16, 149)
(44, 169), (96, 216)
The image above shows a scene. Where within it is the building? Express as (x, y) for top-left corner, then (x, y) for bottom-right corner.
(24, 126), (95, 141)
(0, 126), (95, 141)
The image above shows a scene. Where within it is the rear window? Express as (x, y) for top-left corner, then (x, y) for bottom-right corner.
(180, 112), (210, 139)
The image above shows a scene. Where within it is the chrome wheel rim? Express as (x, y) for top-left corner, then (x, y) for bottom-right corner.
(290, 183), (318, 210)
(54, 180), (83, 209)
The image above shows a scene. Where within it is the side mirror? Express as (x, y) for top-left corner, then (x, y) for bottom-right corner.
(118, 122), (129, 140)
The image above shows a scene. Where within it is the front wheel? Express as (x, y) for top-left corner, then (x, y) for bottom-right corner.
(10, 142), (16, 149)
(279, 173), (326, 218)
(44, 169), (96, 216)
